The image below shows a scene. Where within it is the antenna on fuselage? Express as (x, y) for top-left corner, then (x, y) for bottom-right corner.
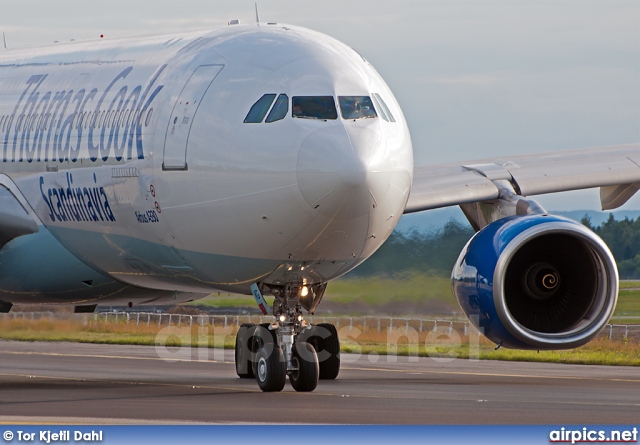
(2, 32), (7, 50)
(255, 3), (260, 23)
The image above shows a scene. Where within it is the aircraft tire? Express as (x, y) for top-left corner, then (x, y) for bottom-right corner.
(235, 323), (256, 378)
(289, 342), (319, 392)
(255, 344), (286, 392)
(251, 324), (277, 377)
(316, 323), (340, 380)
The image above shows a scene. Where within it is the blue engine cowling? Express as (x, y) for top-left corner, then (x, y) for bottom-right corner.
(452, 214), (618, 350)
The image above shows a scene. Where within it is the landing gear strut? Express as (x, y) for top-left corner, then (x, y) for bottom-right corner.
(234, 282), (340, 392)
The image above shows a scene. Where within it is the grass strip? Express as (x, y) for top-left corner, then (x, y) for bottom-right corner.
(1, 318), (638, 367)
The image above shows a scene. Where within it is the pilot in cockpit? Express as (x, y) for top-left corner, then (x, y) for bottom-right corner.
(340, 97), (375, 120)
(342, 100), (360, 119)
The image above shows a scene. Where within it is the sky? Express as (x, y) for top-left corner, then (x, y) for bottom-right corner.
(1, 0), (639, 210)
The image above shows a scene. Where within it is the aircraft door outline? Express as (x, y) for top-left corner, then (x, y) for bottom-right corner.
(162, 64), (224, 171)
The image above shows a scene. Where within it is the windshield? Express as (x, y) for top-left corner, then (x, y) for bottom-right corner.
(372, 93), (396, 122)
(292, 96), (338, 120)
(265, 94), (289, 123)
(338, 96), (377, 120)
(244, 94), (276, 123)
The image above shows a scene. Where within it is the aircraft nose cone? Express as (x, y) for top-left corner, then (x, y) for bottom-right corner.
(297, 126), (391, 220)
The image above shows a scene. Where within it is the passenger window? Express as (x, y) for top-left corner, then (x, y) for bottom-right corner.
(373, 93), (395, 122)
(265, 94), (288, 123)
(338, 96), (377, 120)
(292, 96), (337, 120)
(244, 94), (277, 123)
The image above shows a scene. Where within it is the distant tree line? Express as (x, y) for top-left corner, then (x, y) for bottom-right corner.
(581, 214), (640, 279)
(346, 220), (474, 278)
(346, 214), (640, 279)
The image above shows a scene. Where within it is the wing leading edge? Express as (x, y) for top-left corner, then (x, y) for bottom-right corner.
(406, 144), (640, 213)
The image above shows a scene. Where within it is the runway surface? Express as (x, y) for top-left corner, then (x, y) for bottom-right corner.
(0, 340), (638, 424)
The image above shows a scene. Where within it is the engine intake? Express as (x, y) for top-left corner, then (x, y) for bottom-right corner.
(452, 215), (618, 349)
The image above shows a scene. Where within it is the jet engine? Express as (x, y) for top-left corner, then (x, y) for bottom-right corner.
(452, 214), (618, 349)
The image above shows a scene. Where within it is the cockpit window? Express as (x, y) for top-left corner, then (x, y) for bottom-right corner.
(244, 94), (277, 123)
(339, 96), (377, 120)
(371, 95), (388, 122)
(372, 93), (396, 123)
(292, 96), (338, 120)
(265, 94), (289, 123)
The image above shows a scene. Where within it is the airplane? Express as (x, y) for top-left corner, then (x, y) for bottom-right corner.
(0, 21), (638, 392)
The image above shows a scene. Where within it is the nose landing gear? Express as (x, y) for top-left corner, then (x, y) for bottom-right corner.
(234, 282), (340, 392)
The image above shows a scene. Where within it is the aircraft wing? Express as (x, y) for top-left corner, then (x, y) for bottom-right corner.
(405, 143), (640, 213)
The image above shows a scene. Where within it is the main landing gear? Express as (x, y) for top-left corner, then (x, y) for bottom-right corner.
(234, 283), (340, 392)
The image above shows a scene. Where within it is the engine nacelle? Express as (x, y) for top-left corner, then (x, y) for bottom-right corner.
(452, 215), (618, 349)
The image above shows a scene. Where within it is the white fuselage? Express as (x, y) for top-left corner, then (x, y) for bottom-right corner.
(0, 23), (412, 304)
